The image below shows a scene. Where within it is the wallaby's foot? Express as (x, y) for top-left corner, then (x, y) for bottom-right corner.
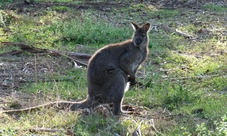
(130, 81), (144, 88)
(70, 104), (79, 111)
(112, 101), (122, 115)
(129, 81), (137, 86)
(69, 99), (92, 111)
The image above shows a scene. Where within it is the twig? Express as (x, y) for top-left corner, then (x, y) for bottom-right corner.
(132, 120), (143, 136)
(160, 24), (193, 39)
(0, 50), (23, 56)
(16, 128), (76, 136)
(29, 128), (64, 133)
(18, 78), (76, 83)
(1, 42), (43, 53)
(149, 119), (163, 136)
(164, 74), (223, 81)
(150, 113), (188, 120)
(52, 50), (89, 67)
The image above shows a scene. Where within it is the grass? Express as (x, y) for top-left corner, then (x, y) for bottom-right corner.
(0, 0), (13, 6)
(203, 3), (227, 12)
(0, 0), (227, 135)
(0, 9), (131, 51)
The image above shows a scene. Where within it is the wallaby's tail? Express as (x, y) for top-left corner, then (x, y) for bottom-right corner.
(70, 98), (91, 110)
(1, 101), (85, 115)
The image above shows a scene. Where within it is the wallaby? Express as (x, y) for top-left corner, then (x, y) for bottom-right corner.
(2, 22), (150, 116)
(70, 21), (150, 115)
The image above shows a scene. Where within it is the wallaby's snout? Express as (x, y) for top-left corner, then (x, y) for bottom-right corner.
(133, 34), (146, 46)
(134, 38), (143, 46)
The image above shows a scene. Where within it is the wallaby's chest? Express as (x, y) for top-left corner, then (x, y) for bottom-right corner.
(130, 47), (147, 71)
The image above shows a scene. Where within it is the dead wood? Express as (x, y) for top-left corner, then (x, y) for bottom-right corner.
(18, 78), (76, 83)
(29, 128), (64, 133)
(0, 42), (92, 66)
(164, 74), (222, 81)
(160, 24), (193, 39)
(20, 128), (76, 136)
(0, 50), (23, 56)
(132, 121), (143, 136)
(1, 101), (77, 115)
(50, 50), (89, 67)
(1, 42), (44, 53)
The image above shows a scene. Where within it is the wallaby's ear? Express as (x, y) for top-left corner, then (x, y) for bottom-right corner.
(142, 23), (150, 32)
(131, 22), (139, 31)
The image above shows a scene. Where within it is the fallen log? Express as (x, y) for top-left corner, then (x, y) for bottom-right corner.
(160, 24), (193, 39)
(0, 42), (92, 66)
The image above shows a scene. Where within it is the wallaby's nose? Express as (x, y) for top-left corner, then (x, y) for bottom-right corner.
(135, 39), (142, 46)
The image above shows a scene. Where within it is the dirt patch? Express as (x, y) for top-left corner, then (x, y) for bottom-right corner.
(0, 53), (73, 96)
(4, 1), (129, 13)
(3, 0), (227, 14)
(151, 0), (226, 9)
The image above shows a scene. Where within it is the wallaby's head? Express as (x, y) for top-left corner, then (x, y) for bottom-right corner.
(131, 22), (150, 47)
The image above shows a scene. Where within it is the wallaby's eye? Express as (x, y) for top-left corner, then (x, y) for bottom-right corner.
(142, 33), (146, 37)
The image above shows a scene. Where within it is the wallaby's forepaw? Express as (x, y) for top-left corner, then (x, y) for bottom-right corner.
(130, 81), (144, 88)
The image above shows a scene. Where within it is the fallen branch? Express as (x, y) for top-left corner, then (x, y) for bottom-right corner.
(1, 42), (44, 53)
(164, 74), (224, 81)
(18, 78), (76, 83)
(0, 42), (92, 66)
(16, 128), (76, 136)
(160, 24), (193, 39)
(0, 50), (23, 56)
(150, 113), (188, 120)
(51, 50), (89, 67)
(29, 128), (64, 133)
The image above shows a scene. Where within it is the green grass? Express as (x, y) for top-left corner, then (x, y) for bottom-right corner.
(203, 3), (227, 12)
(0, 0), (13, 6)
(52, 5), (72, 12)
(0, 1), (227, 135)
(21, 68), (88, 99)
(56, 16), (131, 47)
(35, 0), (74, 2)
(150, 9), (180, 19)
(0, 9), (132, 51)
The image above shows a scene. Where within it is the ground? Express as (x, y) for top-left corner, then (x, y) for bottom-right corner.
(0, 0), (227, 135)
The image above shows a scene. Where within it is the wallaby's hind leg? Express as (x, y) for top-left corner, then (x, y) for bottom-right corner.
(110, 72), (128, 115)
